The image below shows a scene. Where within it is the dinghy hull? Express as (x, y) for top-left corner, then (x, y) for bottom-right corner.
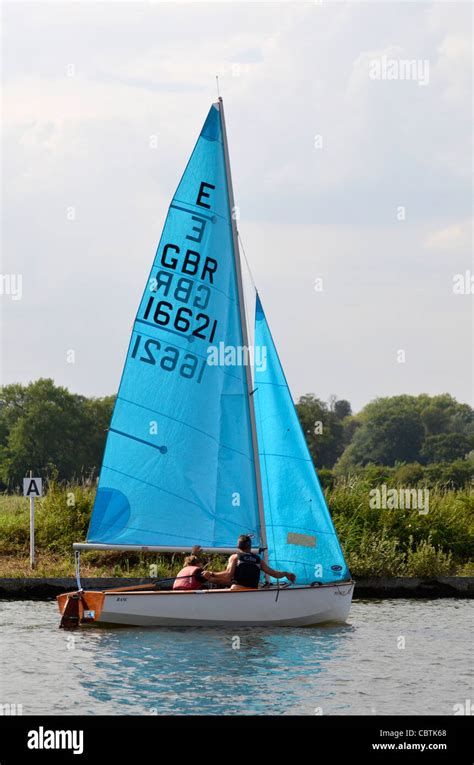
(58, 582), (354, 628)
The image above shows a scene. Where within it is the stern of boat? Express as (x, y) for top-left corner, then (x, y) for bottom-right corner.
(57, 591), (105, 628)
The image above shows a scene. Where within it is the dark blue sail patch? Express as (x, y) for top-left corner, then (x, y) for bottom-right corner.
(200, 104), (220, 142)
(88, 488), (131, 541)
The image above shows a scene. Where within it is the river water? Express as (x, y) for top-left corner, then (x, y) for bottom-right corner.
(0, 598), (472, 715)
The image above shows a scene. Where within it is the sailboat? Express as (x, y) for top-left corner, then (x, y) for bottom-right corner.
(57, 98), (354, 627)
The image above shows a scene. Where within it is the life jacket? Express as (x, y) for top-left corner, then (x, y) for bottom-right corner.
(233, 552), (261, 589)
(173, 565), (204, 591)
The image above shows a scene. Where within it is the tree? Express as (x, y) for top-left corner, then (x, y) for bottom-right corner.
(83, 395), (116, 473)
(421, 433), (473, 464)
(393, 462), (424, 485)
(0, 379), (114, 487)
(334, 394), (474, 471)
(420, 395), (474, 437)
(421, 406), (449, 435)
(424, 460), (474, 489)
(296, 394), (349, 468)
(334, 399), (352, 420)
(334, 396), (425, 469)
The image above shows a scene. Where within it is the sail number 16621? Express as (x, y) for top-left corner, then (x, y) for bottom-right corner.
(142, 297), (217, 343)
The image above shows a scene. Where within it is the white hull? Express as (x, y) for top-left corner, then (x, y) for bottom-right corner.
(94, 582), (354, 627)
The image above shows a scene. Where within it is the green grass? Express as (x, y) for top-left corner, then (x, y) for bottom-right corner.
(330, 477), (473, 576)
(0, 478), (472, 578)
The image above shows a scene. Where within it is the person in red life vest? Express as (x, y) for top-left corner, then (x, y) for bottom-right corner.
(193, 535), (296, 590)
(173, 548), (208, 591)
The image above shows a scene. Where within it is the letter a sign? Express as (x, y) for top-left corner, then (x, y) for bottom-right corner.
(23, 477), (43, 497)
(23, 476), (42, 569)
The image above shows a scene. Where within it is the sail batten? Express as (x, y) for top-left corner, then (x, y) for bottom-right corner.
(113, 395), (257, 456)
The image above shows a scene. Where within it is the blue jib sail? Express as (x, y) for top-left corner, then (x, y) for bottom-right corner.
(254, 295), (350, 584)
(87, 103), (261, 548)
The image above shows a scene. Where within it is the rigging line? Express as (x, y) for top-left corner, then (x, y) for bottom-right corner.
(237, 230), (258, 353)
(237, 231), (257, 293)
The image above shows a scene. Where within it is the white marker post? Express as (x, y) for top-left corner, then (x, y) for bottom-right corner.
(23, 472), (43, 570)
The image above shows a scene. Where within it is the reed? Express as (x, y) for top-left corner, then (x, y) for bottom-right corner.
(0, 477), (472, 577)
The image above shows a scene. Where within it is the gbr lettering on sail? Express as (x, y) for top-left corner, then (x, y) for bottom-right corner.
(131, 180), (220, 385)
(142, 181), (218, 343)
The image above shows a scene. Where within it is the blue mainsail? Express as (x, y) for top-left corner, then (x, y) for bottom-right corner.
(87, 103), (261, 548)
(253, 295), (350, 584)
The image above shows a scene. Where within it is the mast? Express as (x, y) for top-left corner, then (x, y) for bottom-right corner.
(217, 97), (269, 565)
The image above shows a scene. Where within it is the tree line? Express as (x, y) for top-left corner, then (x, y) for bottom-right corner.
(0, 379), (473, 489)
(296, 392), (474, 470)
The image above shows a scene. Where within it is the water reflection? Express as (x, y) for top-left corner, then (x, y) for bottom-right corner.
(77, 624), (354, 714)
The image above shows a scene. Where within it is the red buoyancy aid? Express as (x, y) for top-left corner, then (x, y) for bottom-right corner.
(173, 565), (204, 591)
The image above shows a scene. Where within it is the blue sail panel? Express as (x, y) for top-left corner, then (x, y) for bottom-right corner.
(87, 103), (260, 548)
(254, 296), (350, 584)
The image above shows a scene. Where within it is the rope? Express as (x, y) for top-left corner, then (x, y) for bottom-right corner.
(238, 231), (257, 293)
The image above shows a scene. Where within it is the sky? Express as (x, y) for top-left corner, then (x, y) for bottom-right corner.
(1, 0), (472, 413)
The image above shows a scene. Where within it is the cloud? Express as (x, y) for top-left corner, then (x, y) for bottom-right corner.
(423, 220), (472, 251)
(2, 0), (472, 411)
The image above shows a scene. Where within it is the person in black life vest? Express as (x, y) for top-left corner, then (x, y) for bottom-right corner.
(173, 547), (208, 591)
(198, 535), (296, 590)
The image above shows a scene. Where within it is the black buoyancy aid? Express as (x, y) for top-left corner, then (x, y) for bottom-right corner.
(233, 552), (261, 588)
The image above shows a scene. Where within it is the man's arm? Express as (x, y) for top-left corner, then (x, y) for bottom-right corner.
(202, 554), (238, 586)
(261, 560), (296, 583)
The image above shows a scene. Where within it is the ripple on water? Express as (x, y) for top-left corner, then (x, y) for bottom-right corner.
(0, 598), (472, 715)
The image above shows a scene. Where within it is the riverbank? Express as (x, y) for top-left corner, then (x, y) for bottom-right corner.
(2, 479), (474, 579)
(1, 576), (473, 599)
